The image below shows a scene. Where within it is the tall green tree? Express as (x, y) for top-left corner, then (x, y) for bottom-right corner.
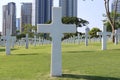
(104, 20), (120, 32)
(23, 24), (33, 34)
(84, 0), (119, 42)
(89, 27), (101, 38)
(62, 17), (89, 39)
(21, 24), (37, 38)
(104, 0), (119, 42)
(62, 17), (89, 27)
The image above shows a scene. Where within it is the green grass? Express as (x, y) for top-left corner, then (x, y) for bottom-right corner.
(0, 42), (120, 80)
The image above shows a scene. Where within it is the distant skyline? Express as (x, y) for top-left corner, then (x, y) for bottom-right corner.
(59, 0), (77, 17)
(0, 0), (112, 32)
(2, 2), (16, 36)
(21, 3), (32, 32)
(32, 0), (52, 26)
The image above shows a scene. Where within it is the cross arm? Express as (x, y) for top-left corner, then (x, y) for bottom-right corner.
(37, 24), (52, 33)
(62, 24), (76, 33)
(106, 32), (111, 35)
(97, 32), (102, 35)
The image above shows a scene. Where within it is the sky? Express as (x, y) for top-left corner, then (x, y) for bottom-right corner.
(0, 0), (112, 33)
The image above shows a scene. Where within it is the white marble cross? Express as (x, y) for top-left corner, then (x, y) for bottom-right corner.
(11, 36), (16, 49)
(77, 33), (80, 44)
(25, 34), (29, 49)
(114, 30), (118, 45)
(117, 28), (120, 41)
(85, 27), (90, 46)
(6, 29), (11, 55)
(0, 36), (6, 46)
(97, 26), (111, 50)
(34, 35), (37, 46)
(37, 7), (76, 77)
(114, 30), (120, 45)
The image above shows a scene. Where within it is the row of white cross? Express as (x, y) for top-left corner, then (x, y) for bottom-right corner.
(3, 7), (120, 77)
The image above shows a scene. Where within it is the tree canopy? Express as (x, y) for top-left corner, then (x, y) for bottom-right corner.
(62, 17), (89, 27)
(16, 24), (37, 39)
(89, 27), (101, 38)
(104, 20), (120, 32)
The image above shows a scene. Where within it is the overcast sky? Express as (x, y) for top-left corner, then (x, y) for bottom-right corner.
(0, 0), (112, 32)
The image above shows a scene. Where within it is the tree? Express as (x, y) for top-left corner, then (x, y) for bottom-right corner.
(62, 17), (89, 39)
(104, 0), (119, 42)
(16, 33), (26, 40)
(32, 25), (37, 33)
(104, 20), (120, 32)
(83, 0), (119, 42)
(21, 24), (37, 38)
(104, 21), (112, 32)
(62, 17), (89, 27)
(16, 30), (20, 35)
(22, 24), (33, 34)
(89, 27), (101, 38)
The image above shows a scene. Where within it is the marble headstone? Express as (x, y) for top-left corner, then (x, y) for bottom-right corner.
(85, 27), (90, 46)
(11, 36), (16, 48)
(37, 7), (76, 77)
(6, 29), (11, 55)
(25, 34), (29, 49)
(97, 26), (111, 50)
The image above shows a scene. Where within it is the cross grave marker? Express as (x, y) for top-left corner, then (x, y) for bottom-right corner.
(85, 27), (90, 46)
(11, 36), (16, 49)
(114, 30), (120, 45)
(34, 35), (37, 46)
(97, 26), (111, 50)
(25, 34), (29, 49)
(6, 29), (11, 55)
(37, 7), (76, 77)
(114, 30), (118, 45)
(77, 33), (80, 44)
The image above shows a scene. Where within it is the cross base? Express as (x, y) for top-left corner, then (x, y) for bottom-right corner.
(50, 74), (62, 77)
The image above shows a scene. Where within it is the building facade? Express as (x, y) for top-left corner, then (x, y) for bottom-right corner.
(2, 5), (7, 36)
(32, 0), (53, 26)
(16, 18), (20, 31)
(21, 3), (32, 33)
(2, 2), (16, 36)
(59, 0), (77, 17)
(111, 0), (120, 13)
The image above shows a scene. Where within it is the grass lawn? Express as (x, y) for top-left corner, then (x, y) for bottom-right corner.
(0, 42), (120, 80)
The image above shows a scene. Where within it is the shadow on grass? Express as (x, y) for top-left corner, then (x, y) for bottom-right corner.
(64, 51), (94, 54)
(0, 48), (17, 52)
(13, 53), (39, 56)
(11, 48), (18, 51)
(0, 48), (5, 52)
(109, 48), (120, 51)
(61, 74), (120, 80)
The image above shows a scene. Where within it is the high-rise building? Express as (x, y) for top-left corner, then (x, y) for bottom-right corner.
(111, 0), (120, 13)
(32, 0), (53, 26)
(59, 0), (77, 17)
(2, 2), (16, 36)
(16, 18), (20, 31)
(2, 5), (7, 36)
(21, 3), (32, 33)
